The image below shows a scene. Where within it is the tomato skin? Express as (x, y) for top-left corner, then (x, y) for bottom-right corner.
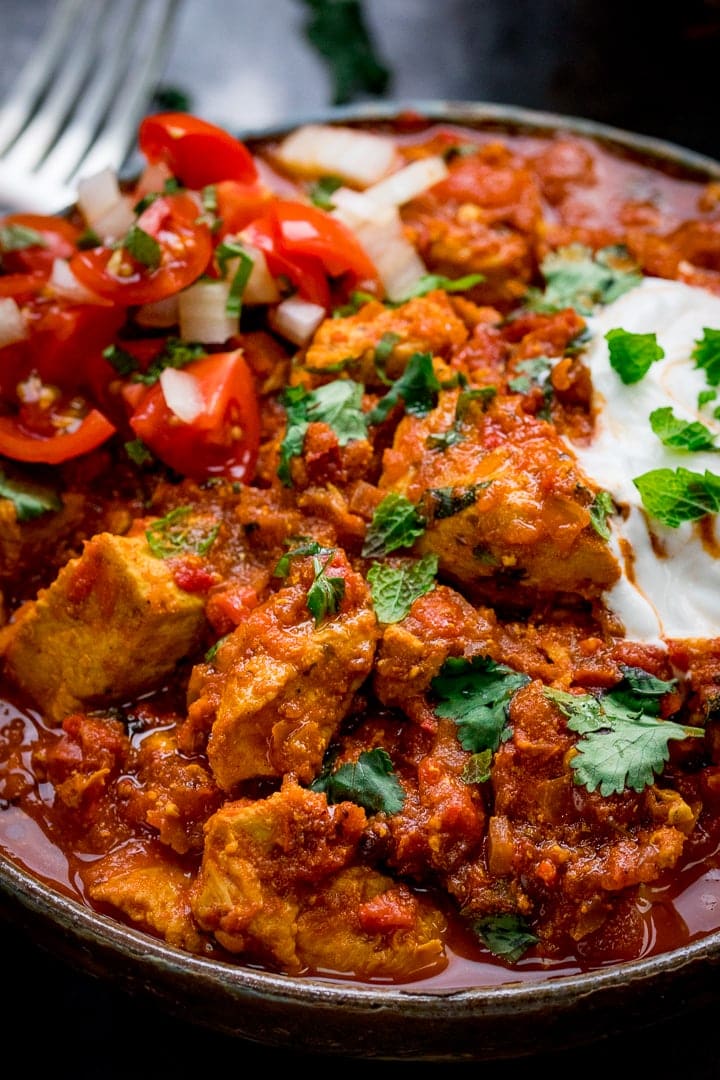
(215, 180), (273, 238)
(138, 113), (258, 188)
(0, 273), (46, 299)
(0, 407), (115, 463)
(242, 200), (381, 308)
(1, 213), (80, 275)
(69, 193), (212, 305)
(129, 349), (260, 481)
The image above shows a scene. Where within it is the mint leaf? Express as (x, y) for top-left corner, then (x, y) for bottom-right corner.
(274, 539), (334, 578)
(427, 482), (489, 519)
(0, 472), (62, 521)
(525, 243), (641, 316)
(362, 493), (426, 557)
(432, 656), (531, 753)
(633, 466), (720, 527)
(278, 379), (367, 486)
(311, 747), (405, 815)
(649, 407), (717, 452)
(588, 490), (616, 541)
(306, 552), (345, 624)
(606, 328), (664, 384)
(460, 749), (493, 784)
(365, 352), (440, 426)
(367, 554), (438, 623)
(124, 224), (162, 269)
(472, 914), (539, 963)
(545, 666), (702, 796)
(692, 327), (720, 386)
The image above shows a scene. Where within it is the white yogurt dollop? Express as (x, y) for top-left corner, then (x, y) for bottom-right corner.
(568, 276), (720, 644)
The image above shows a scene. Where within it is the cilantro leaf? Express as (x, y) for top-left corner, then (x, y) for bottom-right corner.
(525, 243), (642, 316)
(307, 553), (345, 624)
(427, 483), (489, 520)
(472, 914), (539, 963)
(432, 656), (531, 753)
(299, 0), (391, 105)
(0, 472), (62, 521)
(633, 466), (720, 527)
(104, 339), (206, 386)
(367, 554), (438, 623)
(274, 539), (334, 578)
(123, 224), (161, 269)
(606, 328), (664, 384)
(692, 327), (720, 386)
(0, 223), (47, 252)
(145, 506), (219, 558)
(124, 438), (154, 467)
(311, 747), (405, 814)
(278, 379), (367, 486)
(308, 175), (343, 210)
(396, 272), (485, 302)
(649, 406), (717, 452)
(362, 493), (426, 557)
(587, 490), (616, 541)
(365, 352), (441, 426)
(545, 667), (703, 796)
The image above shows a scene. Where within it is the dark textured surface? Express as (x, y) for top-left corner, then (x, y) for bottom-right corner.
(2, 1), (720, 1072)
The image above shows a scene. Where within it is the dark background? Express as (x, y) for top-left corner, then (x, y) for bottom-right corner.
(2, 0), (720, 1073)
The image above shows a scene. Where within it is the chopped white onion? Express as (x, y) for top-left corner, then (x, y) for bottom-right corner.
(234, 241), (280, 305)
(364, 155), (449, 207)
(135, 294), (180, 328)
(0, 297), (27, 347)
(76, 168), (135, 241)
(274, 124), (400, 188)
(178, 280), (239, 343)
(159, 367), (204, 423)
(49, 258), (107, 305)
(269, 297), (326, 346)
(331, 191), (427, 303)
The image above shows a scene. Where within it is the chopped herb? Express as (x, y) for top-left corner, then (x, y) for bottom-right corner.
(366, 352), (441, 427)
(362, 492), (426, 557)
(152, 84), (193, 112)
(145, 506), (219, 558)
(205, 634), (230, 663)
(692, 327), (720, 386)
(633, 466), (720, 527)
(278, 379), (367, 486)
(216, 239), (254, 316)
(123, 224), (162, 269)
(163, 177), (182, 194)
(649, 406), (717, 452)
(76, 227), (101, 250)
(373, 331), (401, 383)
(307, 552), (345, 624)
(588, 490), (616, 541)
(545, 666), (703, 796)
(473, 914), (539, 963)
(395, 272), (485, 302)
(102, 344), (138, 377)
(367, 554), (438, 623)
(104, 339), (206, 386)
(0, 472), (62, 521)
(134, 191), (161, 214)
(273, 539), (334, 577)
(442, 143), (480, 162)
(525, 243), (642, 316)
(432, 656), (531, 753)
(332, 289), (378, 317)
(0, 223), (47, 252)
(124, 439), (154, 467)
(606, 327), (664, 385)
(308, 174), (343, 209)
(507, 356), (554, 417)
(460, 749), (493, 785)
(699, 388), (718, 409)
(299, 0), (391, 105)
(428, 482), (489, 519)
(311, 747), (405, 814)
(427, 386), (496, 450)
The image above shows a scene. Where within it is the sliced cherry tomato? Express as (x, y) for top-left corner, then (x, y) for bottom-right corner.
(0, 273), (47, 299)
(138, 113), (258, 189)
(1, 213), (80, 275)
(215, 179), (273, 238)
(242, 200), (381, 308)
(69, 193), (212, 306)
(129, 349), (260, 481)
(0, 402), (115, 464)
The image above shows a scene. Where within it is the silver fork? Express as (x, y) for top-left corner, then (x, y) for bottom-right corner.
(0, 0), (183, 214)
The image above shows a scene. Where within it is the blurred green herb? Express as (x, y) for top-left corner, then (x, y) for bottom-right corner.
(299, 0), (391, 104)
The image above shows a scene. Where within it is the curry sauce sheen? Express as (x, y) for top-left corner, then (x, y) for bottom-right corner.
(0, 111), (720, 988)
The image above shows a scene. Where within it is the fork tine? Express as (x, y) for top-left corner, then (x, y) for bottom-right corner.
(37, 0), (148, 189)
(72, 0), (183, 187)
(0, 0), (85, 155)
(2, 1), (111, 175)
